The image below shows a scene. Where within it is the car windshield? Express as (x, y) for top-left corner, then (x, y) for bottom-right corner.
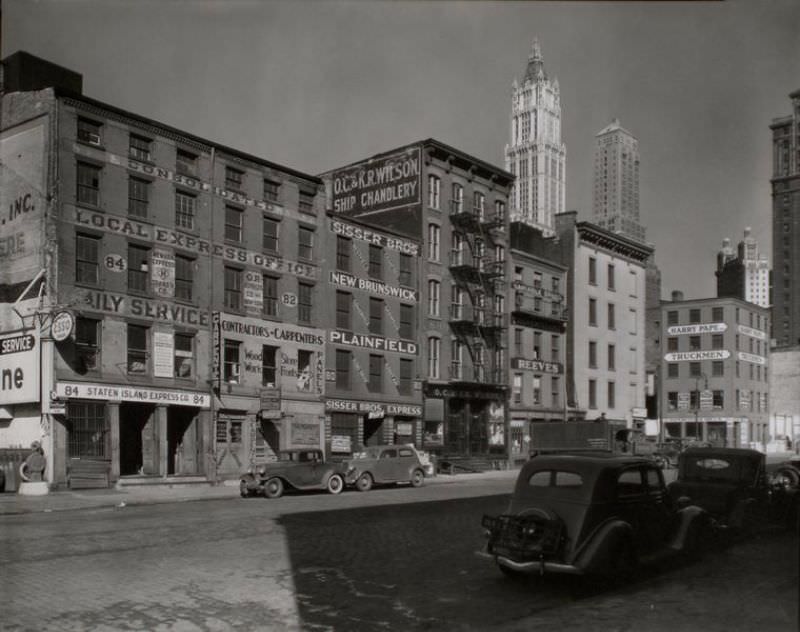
(681, 456), (758, 483)
(351, 447), (381, 460)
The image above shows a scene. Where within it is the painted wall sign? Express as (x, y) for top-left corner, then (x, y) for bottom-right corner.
(151, 249), (176, 297)
(290, 422), (321, 447)
(152, 331), (174, 378)
(738, 325), (767, 340)
(329, 330), (417, 355)
(56, 381), (210, 408)
(329, 219), (419, 256)
(330, 147), (421, 217)
(212, 311), (221, 382)
(281, 292), (297, 307)
(80, 290), (210, 327)
(329, 271), (418, 302)
(738, 351), (766, 365)
(667, 323), (727, 335)
(219, 316), (324, 346)
(330, 435), (352, 453)
(50, 311), (75, 342)
(243, 270), (263, 314)
(70, 208), (318, 280)
(0, 118), (46, 297)
(424, 385), (504, 400)
(324, 398), (422, 417)
(511, 357), (563, 374)
(664, 350), (730, 362)
(104, 254), (127, 272)
(0, 330), (39, 404)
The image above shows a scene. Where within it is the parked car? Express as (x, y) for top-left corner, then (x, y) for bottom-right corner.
(770, 455), (800, 487)
(478, 454), (712, 580)
(668, 447), (800, 532)
(239, 448), (345, 499)
(343, 445), (426, 491)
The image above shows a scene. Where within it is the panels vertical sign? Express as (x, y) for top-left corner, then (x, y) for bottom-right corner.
(0, 117), (47, 301)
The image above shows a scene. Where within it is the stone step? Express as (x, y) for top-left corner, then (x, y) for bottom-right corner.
(116, 475), (212, 488)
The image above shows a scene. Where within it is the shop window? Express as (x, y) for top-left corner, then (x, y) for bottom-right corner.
(331, 413), (358, 454)
(67, 401), (108, 458)
(224, 339), (241, 383)
(127, 324), (148, 374)
(174, 333), (193, 378)
(75, 317), (100, 372)
(76, 233), (100, 285)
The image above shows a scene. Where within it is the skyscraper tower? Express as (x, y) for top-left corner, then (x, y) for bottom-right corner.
(771, 89), (800, 347)
(505, 39), (565, 237)
(591, 118), (645, 242)
(716, 228), (770, 308)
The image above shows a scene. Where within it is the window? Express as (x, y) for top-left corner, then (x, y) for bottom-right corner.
(77, 118), (101, 146)
(223, 340), (241, 383)
(369, 298), (384, 335)
(336, 291), (352, 330)
(368, 244), (383, 279)
(127, 244), (149, 293)
(263, 275), (278, 317)
(588, 379), (597, 409)
(608, 344), (615, 371)
(67, 402), (108, 459)
(608, 381), (616, 409)
(452, 340), (464, 379)
(399, 253), (413, 287)
(712, 306), (724, 321)
(175, 191), (196, 230)
(712, 390), (724, 409)
(689, 362), (701, 378)
(428, 224), (441, 261)
(588, 257), (597, 284)
(76, 162), (100, 206)
(689, 309), (701, 324)
(667, 311), (679, 326)
(336, 349), (351, 389)
(399, 304), (414, 339)
(298, 282), (313, 323)
(629, 270), (638, 297)
(533, 271), (543, 289)
(75, 317), (100, 372)
(533, 376), (542, 405)
(128, 177), (149, 217)
(230, 421), (243, 444)
(263, 179), (280, 203)
(495, 200), (506, 221)
(514, 328), (523, 356)
(127, 324), (148, 374)
(129, 134), (152, 161)
(589, 341), (598, 368)
(667, 363), (679, 378)
(667, 392), (678, 410)
(297, 349), (313, 390)
(260, 345), (278, 386)
(174, 333), (194, 378)
(336, 236), (351, 272)
(224, 267), (242, 310)
(299, 190), (315, 214)
(176, 149), (196, 176)
(689, 336), (701, 351)
(473, 191), (485, 218)
(399, 359), (413, 395)
(712, 334), (724, 350)
(551, 335), (560, 363)
(428, 175), (440, 209)
(589, 298), (597, 326)
(712, 360), (724, 377)
(608, 303), (616, 329)
(225, 206), (243, 242)
(513, 374), (522, 403)
(369, 355), (383, 393)
(298, 226), (314, 260)
(427, 280), (440, 317)
(76, 234), (100, 285)
(225, 166), (244, 191)
(608, 264), (615, 290)
(428, 337), (440, 379)
(258, 216), (279, 252)
(552, 377), (560, 407)
(667, 337), (678, 352)
(616, 469), (644, 498)
(534, 332), (541, 359)
(451, 183), (463, 213)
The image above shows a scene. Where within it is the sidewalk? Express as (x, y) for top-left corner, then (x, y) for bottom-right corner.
(0, 468), (519, 516)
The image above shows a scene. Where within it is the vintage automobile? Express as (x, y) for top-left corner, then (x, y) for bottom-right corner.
(343, 444), (426, 491)
(668, 447), (800, 532)
(239, 448), (345, 499)
(478, 454), (712, 579)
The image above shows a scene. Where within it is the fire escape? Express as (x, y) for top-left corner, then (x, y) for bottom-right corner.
(447, 195), (507, 387)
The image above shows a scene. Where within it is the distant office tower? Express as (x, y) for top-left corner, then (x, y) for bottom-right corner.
(505, 38), (565, 237)
(771, 89), (800, 347)
(716, 228), (770, 308)
(591, 119), (645, 242)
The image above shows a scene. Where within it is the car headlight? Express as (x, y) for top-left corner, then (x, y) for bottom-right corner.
(258, 466), (266, 475)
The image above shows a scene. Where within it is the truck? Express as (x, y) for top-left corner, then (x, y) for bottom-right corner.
(529, 421), (679, 467)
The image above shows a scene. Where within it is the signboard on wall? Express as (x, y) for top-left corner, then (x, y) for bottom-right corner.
(56, 381), (210, 408)
(667, 323), (727, 335)
(243, 270), (263, 314)
(331, 435), (352, 453)
(290, 422), (320, 447)
(0, 330), (39, 404)
(152, 331), (174, 378)
(664, 350), (730, 362)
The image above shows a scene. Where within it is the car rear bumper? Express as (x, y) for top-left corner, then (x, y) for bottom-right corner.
(475, 548), (583, 575)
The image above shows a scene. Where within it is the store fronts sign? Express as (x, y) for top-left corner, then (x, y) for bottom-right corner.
(0, 330), (38, 404)
(511, 357), (563, 374)
(325, 398), (422, 417)
(664, 350), (730, 362)
(56, 381), (210, 408)
(667, 323), (727, 335)
(329, 271), (418, 302)
(329, 330), (417, 355)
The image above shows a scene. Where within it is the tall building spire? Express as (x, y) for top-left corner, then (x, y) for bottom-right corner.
(505, 39), (565, 236)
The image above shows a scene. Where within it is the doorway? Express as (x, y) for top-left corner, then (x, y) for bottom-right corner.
(119, 403), (154, 476)
(363, 416), (384, 446)
(167, 407), (199, 475)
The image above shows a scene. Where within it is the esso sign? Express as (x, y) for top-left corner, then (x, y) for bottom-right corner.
(51, 311), (75, 342)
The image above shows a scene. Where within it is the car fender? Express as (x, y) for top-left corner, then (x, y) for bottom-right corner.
(240, 473), (257, 483)
(670, 505), (710, 549)
(572, 519), (634, 573)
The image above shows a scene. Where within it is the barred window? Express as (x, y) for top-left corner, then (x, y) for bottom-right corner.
(67, 402), (108, 458)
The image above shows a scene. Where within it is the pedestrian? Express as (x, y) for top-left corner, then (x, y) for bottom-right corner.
(20, 441), (46, 482)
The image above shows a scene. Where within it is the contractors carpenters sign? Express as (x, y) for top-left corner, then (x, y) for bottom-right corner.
(331, 148), (421, 216)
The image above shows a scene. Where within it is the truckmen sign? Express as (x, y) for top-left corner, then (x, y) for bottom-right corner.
(0, 330), (39, 404)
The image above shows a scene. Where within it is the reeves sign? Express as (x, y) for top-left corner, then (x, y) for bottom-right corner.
(511, 358), (563, 374)
(0, 330), (39, 404)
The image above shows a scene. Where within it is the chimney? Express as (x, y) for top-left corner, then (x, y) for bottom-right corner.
(671, 290), (684, 302)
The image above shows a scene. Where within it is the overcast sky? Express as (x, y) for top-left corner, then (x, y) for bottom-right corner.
(4, 0), (799, 300)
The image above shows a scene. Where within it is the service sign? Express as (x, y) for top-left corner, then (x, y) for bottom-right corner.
(50, 311), (75, 342)
(0, 330), (39, 404)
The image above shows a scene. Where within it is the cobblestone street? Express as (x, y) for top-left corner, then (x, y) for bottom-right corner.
(1, 476), (797, 631)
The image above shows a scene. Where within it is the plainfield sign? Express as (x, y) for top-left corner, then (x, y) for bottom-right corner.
(329, 330), (417, 355)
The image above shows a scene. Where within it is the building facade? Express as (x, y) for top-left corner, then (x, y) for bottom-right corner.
(504, 39), (565, 237)
(550, 212), (651, 427)
(716, 228), (770, 308)
(322, 140), (513, 462)
(770, 89), (800, 348)
(659, 294), (770, 448)
(591, 119), (645, 243)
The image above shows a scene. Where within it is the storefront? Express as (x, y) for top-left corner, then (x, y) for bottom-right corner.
(662, 415), (747, 448)
(325, 398), (423, 458)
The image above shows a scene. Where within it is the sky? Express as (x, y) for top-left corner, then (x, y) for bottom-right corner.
(4, 0), (799, 300)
